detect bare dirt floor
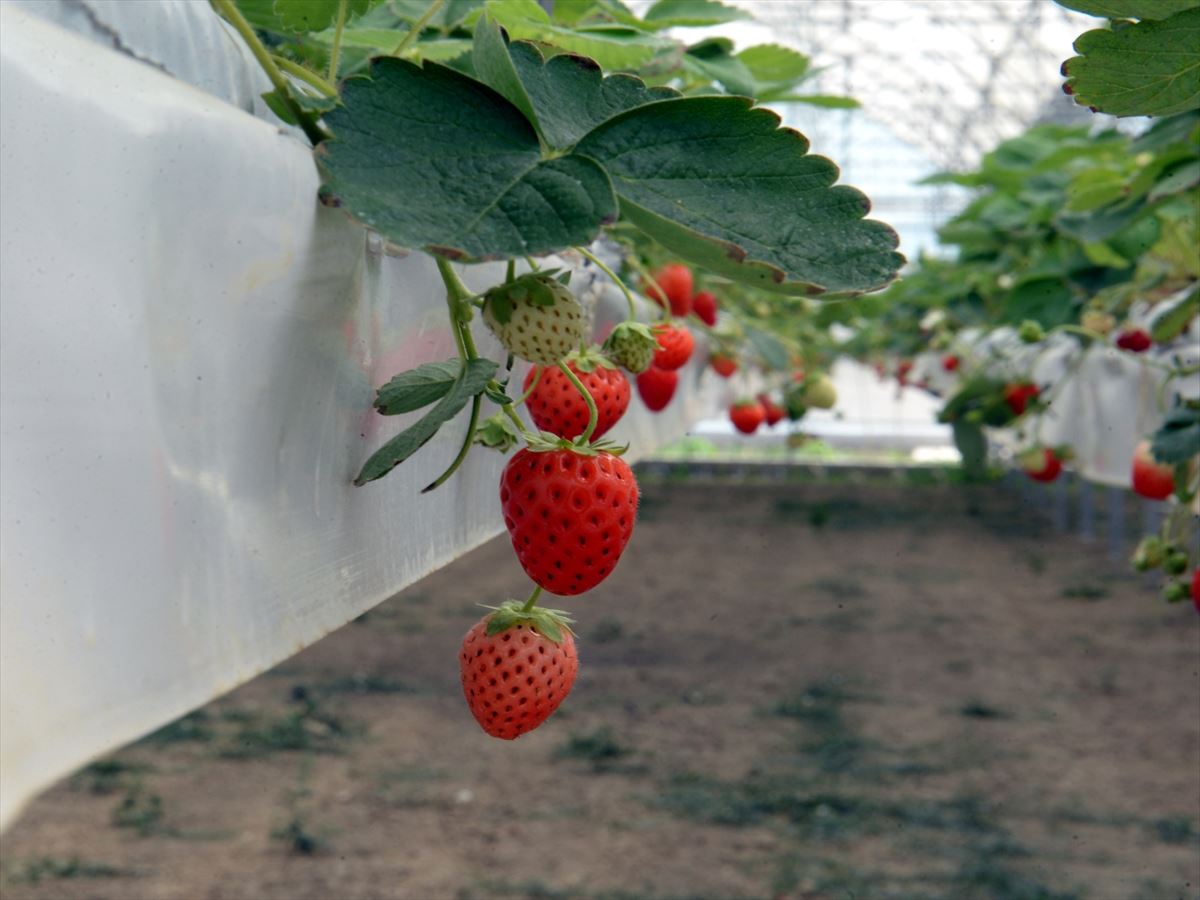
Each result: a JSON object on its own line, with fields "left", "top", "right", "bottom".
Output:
{"left": 2, "top": 474, "right": 1199, "bottom": 900}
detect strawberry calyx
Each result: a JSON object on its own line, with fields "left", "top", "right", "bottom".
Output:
{"left": 484, "top": 269, "right": 571, "bottom": 326}
{"left": 480, "top": 599, "right": 574, "bottom": 644}
{"left": 523, "top": 430, "right": 629, "bottom": 457}
{"left": 566, "top": 345, "right": 618, "bottom": 374}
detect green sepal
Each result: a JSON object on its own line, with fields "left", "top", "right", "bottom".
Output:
{"left": 474, "top": 411, "right": 522, "bottom": 453}
{"left": 523, "top": 431, "right": 629, "bottom": 457}
{"left": 484, "top": 269, "right": 570, "bottom": 325}
{"left": 567, "top": 345, "right": 618, "bottom": 373}
{"left": 480, "top": 599, "right": 575, "bottom": 644}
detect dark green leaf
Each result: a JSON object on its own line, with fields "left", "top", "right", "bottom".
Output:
{"left": 1148, "top": 285, "right": 1200, "bottom": 342}
{"left": 273, "top": 0, "right": 374, "bottom": 32}
{"left": 320, "top": 58, "right": 617, "bottom": 260}
{"left": 473, "top": 16, "right": 540, "bottom": 130}
{"left": 1148, "top": 159, "right": 1200, "bottom": 202}
{"left": 355, "top": 358, "right": 498, "bottom": 485}
{"left": 575, "top": 97, "right": 903, "bottom": 294}
{"left": 1002, "top": 278, "right": 1077, "bottom": 328}
{"left": 501, "top": 38, "right": 679, "bottom": 150}
{"left": 1062, "top": 8, "right": 1200, "bottom": 117}
{"left": 261, "top": 89, "right": 299, "bottom": 125}
{"left": 642, "top": 0, "right": 751, "bottom": 28}
{"left": 235, "top": 0, "right": 288, "bottom": 31}
{"left": 1056, "top": 0, "right": 1199, "bottom": 19}
{"left": 374, "top": 359, "right": 465, "bottom": 415}
{"left": 1150, "top": 404, "right": 1200, "bottom": 464}
{"left": 744, "top": 325, "right": 790, "bottom": 370}
{"left": 684, "top": 39, "right": 758, "bottom": 95}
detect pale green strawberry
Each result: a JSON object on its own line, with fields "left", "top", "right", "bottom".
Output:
{"left": 602, "top": 321, "right": 658, "bottom": 374}
{"left": 483, "top": 272, "right": 585, "bottom": 365}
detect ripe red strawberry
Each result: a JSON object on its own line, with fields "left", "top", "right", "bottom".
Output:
{"left": 758, "top": 394, "right": 785, "bottom": 426}
{"left": 942, "top": 354, "right": 960, "bottom": 372}
{"left": 1003, "top": 382, "right": 1039, "bottom": 416}
{"left": 500, "top": 447, "right": 638, "bottom": 596}
{"left": 460, "top": 603, "right": 578, "bottom": 740}
{"left": 692, "top": 290, "right": 718, "bottom": 326}
{"left": 1192, "top": 569, "right": 1199, "bottom": 613}
{"left": 644, "top": 264, "right": 693, "bottom": 317}
{"left": 711, "top": 353, "right": 737, "bottom": 378}
{"left": 652, "top": 323, "right": 694, "bottom": 371}
{"left": 1131, "top": 440, "right": 1174, "bottom": 500}
{"left": 729, "top": 400, "right": 765, "bottom": 434}
{"left": 523, "top": 350, "right": 630, "bottom": 441}
{"left": 1115, "top": 328, "right": 1152, "bottom": 353}
{"left": 897, "top": 359, "right": 913, "bottom": 386}
{"left": 636, "top": 366, "right": 678, "bottom": 411}
{"left": 1021, "top": 447, "right": 1062, "bottom": 483}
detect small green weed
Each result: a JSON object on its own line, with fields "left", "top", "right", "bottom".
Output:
{"left": 960, "top": 700, "right": 1009, "bottom": 719}
{"left": 317, "top": 673, "right": 415, "bottom": 695}
{"left": 1151, "top": 815, "right": 1194, "bottom": 844}
{"left": 271, "top": 815, "right": 325, "bottom": 856}
{"left": 1060, "top": 583, "right": 1108, "bottom": 601}
{"left": 6, "top": 856, "right": 130, "bottom": 884}
{"left": 557, "top": 727, "right": 630, "bottom": 772}
{"left": 111, "top": 786, "right": 165, "bottom": 836}
{"left": 220, "top": 687, "right": 355, "bottom": 758}
{"left": 75, "top": 758, "right": 151, "bottom": 795}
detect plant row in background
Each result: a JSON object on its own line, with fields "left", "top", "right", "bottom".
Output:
{"left": 212, "top": 0, "right": 904, "bottom": 737}
{"left": 836, "top": 1, "right": 1200, "bottom": 608}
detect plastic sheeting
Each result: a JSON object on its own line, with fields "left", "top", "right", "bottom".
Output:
{"left": 0, "top": 5, "right": 720, "bottom": 828}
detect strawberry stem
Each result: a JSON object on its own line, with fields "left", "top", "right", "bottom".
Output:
{"left": 326, "top": 0, "right": 349, "bottom": 83}
{"left": 558, "top": 360, "right": 598, "bottom": 444}
{"left": 621, "top": 254, "right": 670, "bottom": 322}
{"left": 518, "top": 367, "right": 542, "bottom": 405}
{"left": 520, "top": 585, "right": 543, "bottom": 612}
{"left": 575, "top": 245, "right": 636, "bottom": 322}
{"left": 422, "top": 392, "right": 483, "bottom": 493}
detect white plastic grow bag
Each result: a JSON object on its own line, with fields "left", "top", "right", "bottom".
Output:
{"left": 0, "top": 4, "right": 720, "bottom": 828}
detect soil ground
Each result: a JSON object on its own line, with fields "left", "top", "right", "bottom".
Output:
{"left": 2, "top": 475, "right": 1198, "bottom": 900}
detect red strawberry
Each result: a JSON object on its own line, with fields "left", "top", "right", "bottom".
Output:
{"left": 1131, "top": 439, "right": 1174, "bottom": 500}
{"left": 758, "top": 394, "right": 785, "bottom": 426}
{"left": 1003, "top": 382, "right": 1039, "bottom": 416}
{"left": 524, "top": 351, "right": 630, "bottom": 441}
{"left": 636, "top": 366, "right": 678, "bottom": 411}
{"left": 942, "top": 354, "right": 960, "bottom": 372}
{"left": 729, "top": 400, "right": 765, "bottom": 434}
{"left": 897, "top": 359, "right": 913, "bottom": 386}
{"left": 1115, "top": 328, "right": 1152, "bottom": 352}
{"left": 644, "top": 264, "right": 693, "bottom": 317}
{"left": 460, "top": 603, "right": 578, "bottom": 740}
{"left": 500, "top": 447, "right": 638, "bottom": 596}
{"left": 652, "top": 323, "right": 694, "bottom": 371}
{"left": 1191, "top": 569, "right": 1199, "bottom": 614}
{"left": 1022, "top": 448, "right": 1062, "bottom": 483}
{"left": 711, "top": 353, "right": 737, "bottom": 378}
{"left": 692, "top": 290, "right": 718, "bottom": 326}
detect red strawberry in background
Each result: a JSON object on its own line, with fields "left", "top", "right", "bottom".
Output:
{"left": 644, "top": 264, "right": 693, "bottom": 317}
{"left": 1115, "top": 328, "right": 1152, "bottom": 352}
{"left": 500, "top": 447, "right": 638, "bottom": 596}
{"left": 1192, "top": 569, "right": 1199, "bottom": 614}
{"left": 710, "top": 353, "right": 737, "bottom": 378}
{"left": 729, "top": 399, "right": 765, "bottom": 434}
{"left": 636, "top": 366, "right": 678, "bottom": 411}
{"left": 1021, "top": 447, "right": 1063, "bottom": 483}
{"left": 692, "top": 290, "right": 718, "bottom": 326}
{"left": 1003, "top": 382, "right": 1039, "bottom": 416}
{"left": 460, "top": 603, "right": 578, "bottom": 740}
{"left": 942, "top": 354, "right": 960, "bottom": 372}
{"left": 524, "top": 350, "right": 630, "bottom": 441}
{"left": 1130, "top": 440, "right": 1174, "bottom": 500}
{"left": 897, "top": 359, "right": 913, "bottom": 386}
{"left": 758, "top": 394, "right": 785, "bottom": 426}
{"left": 652, "top": 323, "right": 695, "bottom": 371}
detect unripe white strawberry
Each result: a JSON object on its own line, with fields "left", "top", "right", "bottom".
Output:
{"left": 483, "top": 272, "right": 585, "bottom": 365}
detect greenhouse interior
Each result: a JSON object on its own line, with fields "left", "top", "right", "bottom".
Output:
{"left": 0, "top": 0, "right": 1198, "bottom": 898}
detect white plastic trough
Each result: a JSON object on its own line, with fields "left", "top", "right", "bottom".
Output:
{"left": 0, "top": 3, "right": 723, "bottom": 828}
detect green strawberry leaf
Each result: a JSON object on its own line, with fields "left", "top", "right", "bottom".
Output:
{"left": 744, "top": 325, "right": 790, "bottom": 370}
{"left": 1062, "top": 7, "right": 1200, "bottom": 117}
{"left": 574, "top": 97, "right": 903, "bottom": 294}
{"left": 273, "top": 0, "right": 375, "bottom": 33}
{"left": 484, "top": 382, "right": 514, "bottom": 405}
{"left": 684, "top": 39, "right": 758, "bottom": 96}
{"left": 261, "top": 89, "right": 300, "bottom": 125}
{"left": 484, "top": 0, "right": 672, "bottom": 70}
{"left": 642, "top": 0, "right": 750, "bottom": 28}
{"left": 1150, "top": 403, "right": 1200, "bottom": 464}
{"left": 1056, "top": 0, "right": 1199, "bottom": 19}
{"left": 493, "top": 35, "right": 679, "bottom": 150}
{"left": 355, "top": 358, "right": 498, "bottom": 485}
{"left": 736, "top": 44, "right": 811, "bottom": 86}
{"left": 319, "top": 58, "right": 617, "bottom": 261}
{"left": 374, "top": 359, "right": 467, "bottom": 415}
{"left": 765, "top": 94, "right": 861, "bottom": 109}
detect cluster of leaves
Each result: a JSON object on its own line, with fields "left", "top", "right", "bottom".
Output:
{"left": 852, "top": 114, "right": 1199, "bottom": 358}
{"left": 1056, "top": 0, "right": 1200, "bottom": 118}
